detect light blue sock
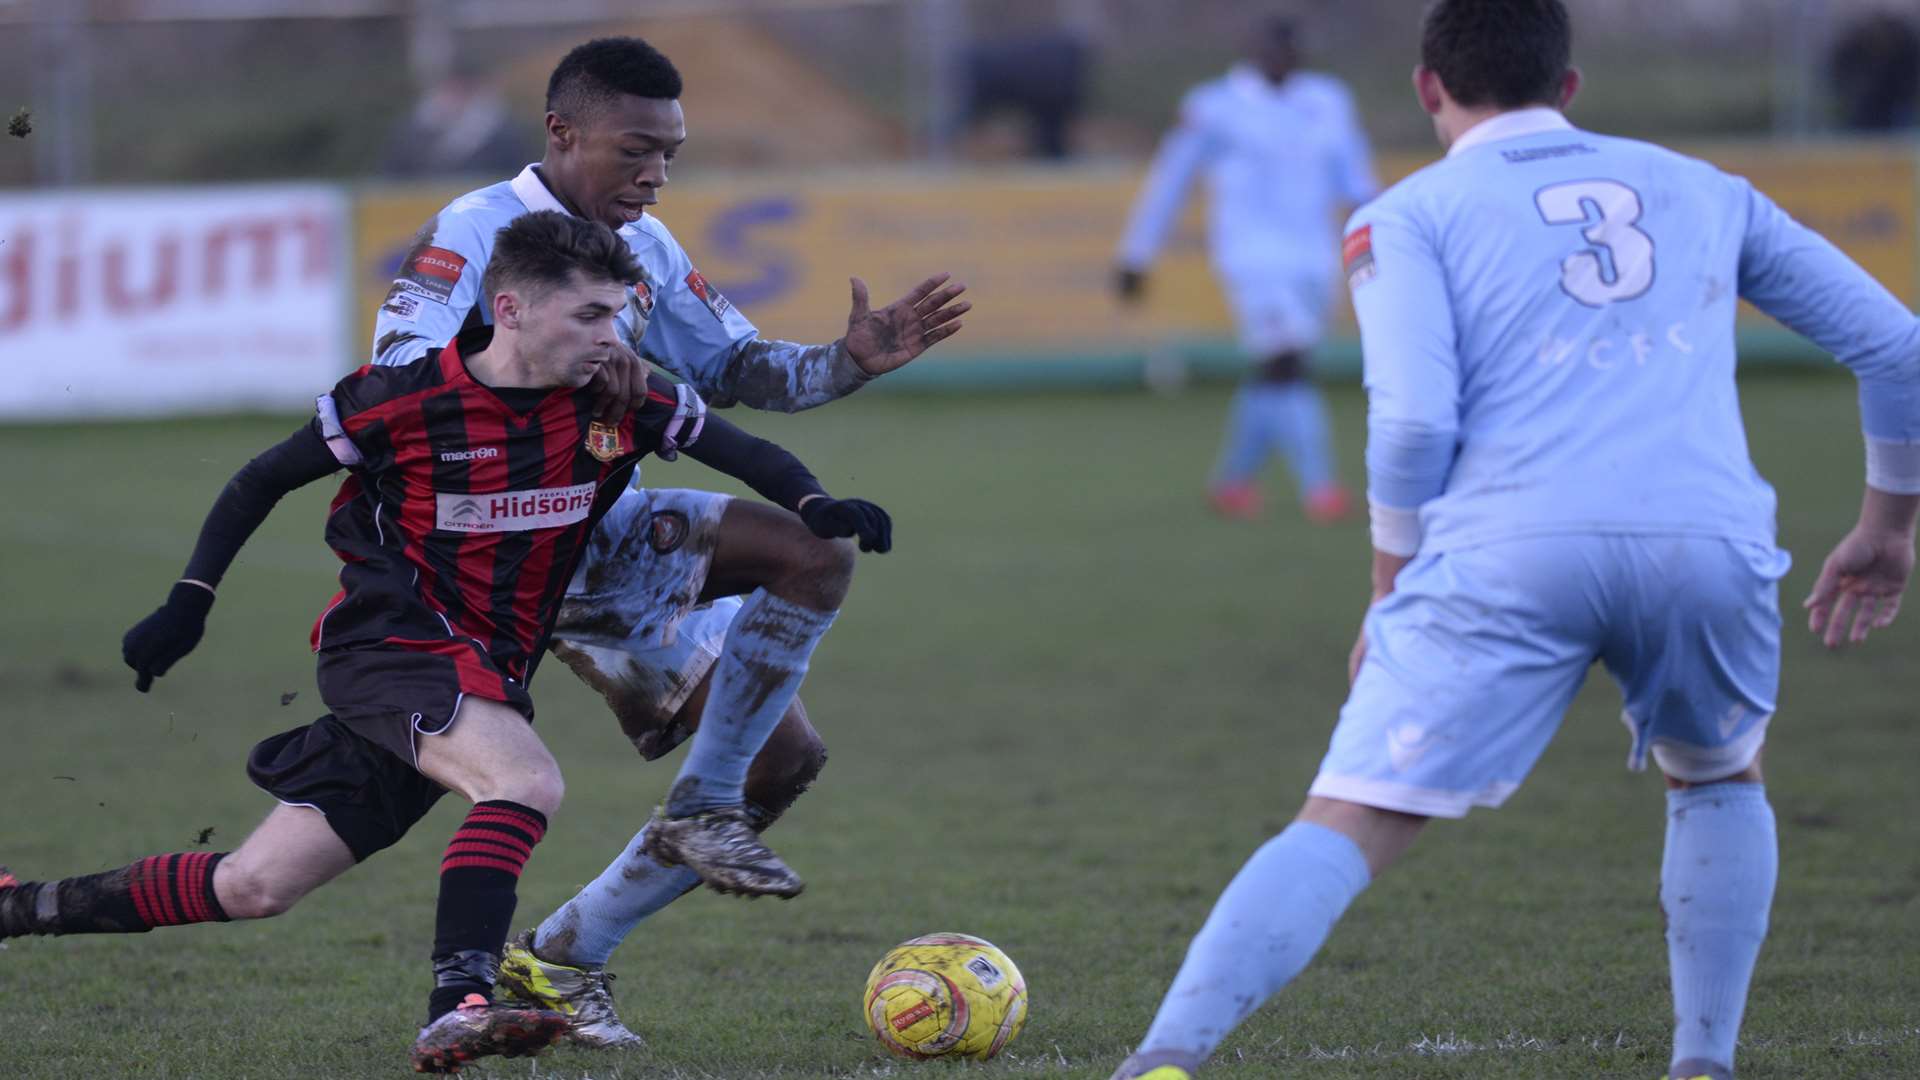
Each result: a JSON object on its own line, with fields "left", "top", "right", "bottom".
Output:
{"left": 1272, "top": 382, "right": 1336, "bottom": 494}
{"left": 534, "top": 829, "right": 698, "bottom": 967}
{"left": 1663, "top": 783, "right": 1776, "bottom": 1074}
{"left": 1210, "top": 385, "right": 1276, "bottom": 488}
{"left": 1137, "top": 821, "right": 1372, "bottom": 1061}
{"left": 664, "top": 589, "right": 835, "bottom": 816}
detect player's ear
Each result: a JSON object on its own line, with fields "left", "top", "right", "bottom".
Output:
{"left": 545, "top": 111, "right": 573, "bottom": 153}
{"left": 493, "top": 290, "right": 521, "bottom": 331}
{"left": 1557, "top": 67, "right": 1582, "bottom": 111}
{"left": 1412, "top": 65, "right": 1445, "bottom": 117}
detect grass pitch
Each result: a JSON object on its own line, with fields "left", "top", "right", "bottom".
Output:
{"left": 1, "top": 375, "right": 1915, "bottom": 1079}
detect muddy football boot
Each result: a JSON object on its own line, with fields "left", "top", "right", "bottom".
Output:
{"left": 408, "top": 994, "right": 568, "bottom": 1073}
{"left": 496, "top": 929, "right": 643, "bottom": 1048}
{"left": 638, "top": 805, "right": 804, "bottom": 898}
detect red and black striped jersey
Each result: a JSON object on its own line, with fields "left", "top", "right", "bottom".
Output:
{"left": 311, "top": 328, "right": 704, "bottom": 700}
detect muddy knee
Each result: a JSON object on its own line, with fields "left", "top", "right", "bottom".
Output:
{"left": 743, "top": 703, "right": 828, "bottom": 827}
{"left": 778, "top": 534, "right": 856, "bottom": 610}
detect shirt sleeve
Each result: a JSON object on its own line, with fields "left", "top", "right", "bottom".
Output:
{"left": 1349, "top": 198, "right": 1462, "bottom": 516}
{"left": 1116, "top": 90, "right": 1218, "bottom": 270}
{"left": 320, "top": 365, "right": 411, "bottom": 473}
{"left": 699, "top": 338, "right": 873, "bottom": 413}
{"left": 1735, "top": 175, "right": 1920, "bottom": 488}
{"left": 180, "top": 423, "right": 342, "bottom": 588}
{"left": 679, "top": 414, "right": 828, "bottom": 512}
{"left": 634, "top": 226, "right": 763, "bottom": 392}
{"left": 621, "top": 371, "right": 826, "bottom": 508}
{"left": 371, "top": 209, "right": 493, "bottom": 366}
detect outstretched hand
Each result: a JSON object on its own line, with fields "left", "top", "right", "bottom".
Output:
{"left": 843, "top": 273, "right": 969, "bottom": 377}
{"left": 1804, "top": 524, "right": 1914, "bottom": 648}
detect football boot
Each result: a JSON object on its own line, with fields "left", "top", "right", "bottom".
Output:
{"left": 639, "top": 804, "right": 803, "bottom": 898}
{"left": 497, "top": 929, "right": 643, "bottom": 1048}
{"left": 408, "top": 994, "right": 567, "bottom": 1073}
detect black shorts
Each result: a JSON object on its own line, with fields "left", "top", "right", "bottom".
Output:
{"left": 252, "top": 645, "right": 537, "bottom": 861}
{"left": 246, "top": 715, "right": 447, "bottom": 862}
{"left": 315, "top": 642, "right": 536, "bottom": 766}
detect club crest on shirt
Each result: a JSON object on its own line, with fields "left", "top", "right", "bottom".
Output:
{"left": 585, "top": 421, "right": 627, "bottom": 463}
{"left": 684, "top": 269, "right": 733, "bottom": 322}
{"left": 1343, "top": 225, "right": 1376, "bottom": 289}
{"left": 631, "top": 276, "right": 655, "bottom": 317}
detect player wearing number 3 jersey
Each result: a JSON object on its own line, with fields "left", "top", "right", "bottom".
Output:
{"left": 1109, "top": 4, "right": 1920, "bottom": 1080}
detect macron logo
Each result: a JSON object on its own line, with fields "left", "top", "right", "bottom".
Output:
{"left": 435, "top": 482, "right": 596, "bottom": 533}
{"left": 438, "top": 447, "right": 500, "bottom": 463}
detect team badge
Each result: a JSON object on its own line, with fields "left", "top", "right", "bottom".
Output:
{"left": 631, "top": 277, "right": 655, "bottom": 316}
{"left": 646, "top": 509, "right": 690, "bottom": 554}
{"left": 585, "top": 421, "right": 627, "bottom": 463}
{"left": 684, "top": 269, "right": 733, "bottom": 322}
{"left": 1343, "top": 225, "right": 1377, "bottom": 289}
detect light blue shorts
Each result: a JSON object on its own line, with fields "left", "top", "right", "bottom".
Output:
{"left": 551, "top": 487, "right": 742, "bottom": 757}
{"left": 1223, "top": 267, "right": 1336, "bottom": 355}
{"left": 1309, "top": 534, "right": 1790, "bottom": 818}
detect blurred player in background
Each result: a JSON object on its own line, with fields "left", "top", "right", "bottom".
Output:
{"left": 372, "top": 37, "right": 967, "bottom": 1047}
{"left": 1115, "top": 14, "right": 1376, "bottom": 523}
{"left": 1109, "top": 2, "right": 1919, "bottom": 1079}
{"left": 0, "top": 212, "right": 892, "bottom": 1073}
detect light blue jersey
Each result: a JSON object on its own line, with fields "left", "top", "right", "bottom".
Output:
{"left": 1312, "top": 108, "right": 1920, "bottom": 819}
{"left": 1350, "top": 109, "right": 1920, "bottom": 555}
{"left": 372, "top": 164, "right": 869, "bottom": 412}
{"left": 1120, "top": 67, "right": 1376, "bottom": 284}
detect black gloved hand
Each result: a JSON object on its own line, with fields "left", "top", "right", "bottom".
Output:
{"left": 1114, "top": 266, "right": 1146, "bottom": 305}
{"left": 799, "top": 498, "right": 892, "bottom": 554}
{"left": 122, "top": 582, "right": 215, "bottom": 692}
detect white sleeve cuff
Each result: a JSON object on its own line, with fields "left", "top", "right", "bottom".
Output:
{"left": 1368, "top": 499, "right": 1423, "bottom": 557}
{"left": 314, "top": 394, "right": 363, "bottom": 466}
{"left": 1866, "top": 436, "right": 1920, "bottom": 495}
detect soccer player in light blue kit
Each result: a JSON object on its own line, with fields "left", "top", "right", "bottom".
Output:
{"left": 1115, "top": 15, "right": 1376, "bottom": 523}
{"left": 1109, "top": 4, "right": 1920, "bottom": 1080}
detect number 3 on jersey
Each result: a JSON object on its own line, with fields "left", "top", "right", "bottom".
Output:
{"left": 1535, "top": 179, "right": 1654, "bottom": 307}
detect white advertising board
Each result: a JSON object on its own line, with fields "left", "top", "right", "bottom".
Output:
{"left": 0, "top": 184, "right": 350, "bottom": 420}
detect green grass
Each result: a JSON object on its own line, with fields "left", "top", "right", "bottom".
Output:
{"left": 1, "top": 374, "right": 1916, "bottom": 1079}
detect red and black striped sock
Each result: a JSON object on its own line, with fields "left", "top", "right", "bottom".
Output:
{"left": 428, "top": 800, "right": 547, "bottom": 1021}
{"left": 0, "top": 853, "right": 228, "bottom": 938}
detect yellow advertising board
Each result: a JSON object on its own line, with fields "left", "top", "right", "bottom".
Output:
{"left": 353, "top": 143, "right": 1915, "bottom": 375}
{"left": 351, "top": 168, "right": 1234, "bottom": 359}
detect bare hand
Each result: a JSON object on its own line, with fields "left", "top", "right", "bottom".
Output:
{"left": 1347, "top": 620, "right": 1369, "bottom": 685}
{"left": 589, "top": 341, "right": 651, "bottom": 420}
{"left": 844, "top": 273, "right": 970, "bottom": 377}
{"left": 1804, "top": 525, "right": 1915, "bottom": 648}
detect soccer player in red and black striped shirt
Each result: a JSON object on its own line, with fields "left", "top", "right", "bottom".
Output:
{"left": 0, "top": 211, "right": 891, "bottom": 1074}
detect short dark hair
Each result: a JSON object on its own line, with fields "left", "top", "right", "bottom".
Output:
{"left": 482, "top": 210, "right": 641, "bottom": 304}
{"left": 1420, "top": 0, "right": 1571, "bottom": 109}
{"left": 546, "top": 37, "right": 683, "bottom": 122}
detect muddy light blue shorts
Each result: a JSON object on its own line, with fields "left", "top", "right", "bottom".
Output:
{"left": 1311, "top": 534, "right": 1790, "bottom": 818}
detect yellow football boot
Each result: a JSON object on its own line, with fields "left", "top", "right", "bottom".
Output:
{"left": 496, "top": 930, "right": 644, "bottom": 1048}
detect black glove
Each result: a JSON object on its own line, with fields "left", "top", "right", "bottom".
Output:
{"left": 122, "top": 582, "right": 215, "bottom": 692}
{"left": 799, "top": 498, "right": 892, "bottom": 554}
{"left": 1114, "top": 266, "right": 1146, "bottom": 305}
